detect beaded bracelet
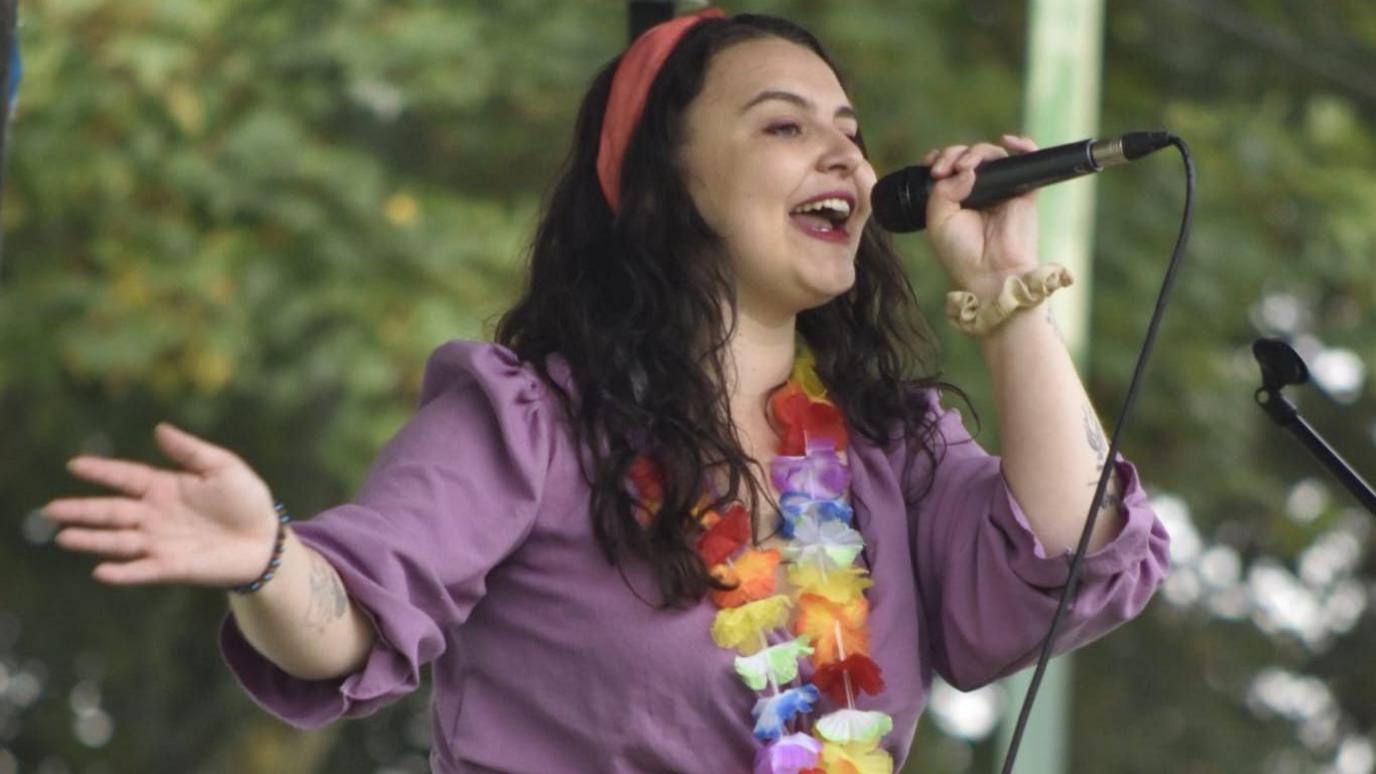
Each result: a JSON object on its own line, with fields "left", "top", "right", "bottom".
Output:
{"left": 231, "top": 503, "right": 290, "bottom": 595}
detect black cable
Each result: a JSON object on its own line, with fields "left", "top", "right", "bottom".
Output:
{"left": 999, "top": 135, "right": 1194, "bottom": 773}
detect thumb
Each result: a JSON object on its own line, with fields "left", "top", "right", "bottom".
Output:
{"left": 154, "top": 422, "right": 237, "bottom": 476}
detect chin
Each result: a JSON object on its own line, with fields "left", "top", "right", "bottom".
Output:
{"left": 798, "top": 272, "right": 857, "bottom": 310}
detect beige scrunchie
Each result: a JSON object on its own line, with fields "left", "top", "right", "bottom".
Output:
{"left": 945, "top": 264, "right": 1075, "bottom": 336}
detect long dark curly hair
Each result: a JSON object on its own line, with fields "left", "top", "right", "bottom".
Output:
{"left": 496, "top": 13, "right": 959, "bottom": 607}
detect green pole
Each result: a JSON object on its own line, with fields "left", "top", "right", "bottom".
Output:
{"left": 994, "top": 0, "right": 1104, "bottom": 771}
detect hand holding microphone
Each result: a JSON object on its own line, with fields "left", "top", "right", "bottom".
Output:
{"left": 872, "top": 131, "right": 1172, "bottom": 302}
{"left": 872, "top": 130, "right": 1173, "bottom": 232}
{"left": 912, "top": 135, "right": 1048, "bottom": 302}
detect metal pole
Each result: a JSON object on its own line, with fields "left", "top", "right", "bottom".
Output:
{"left": 0, "top": 0, "right": 18, "bottom": 273}
{"left": 994, "top": 0, "right": 1105, "bottom": 771}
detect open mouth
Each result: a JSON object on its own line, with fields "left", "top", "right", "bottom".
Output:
{"left": 789, "top": 197, "right": 853, "bottom": 233}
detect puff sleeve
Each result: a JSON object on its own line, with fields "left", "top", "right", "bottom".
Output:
{"left": 219, "top": 341, "right": 555, "bottom": 727}
{"left": 907, "top": 390, "right": 1170, "bottom": 691}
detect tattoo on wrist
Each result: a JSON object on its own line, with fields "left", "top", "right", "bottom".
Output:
{"left": 304, "top": 552, "right": 349, "bottom": 633}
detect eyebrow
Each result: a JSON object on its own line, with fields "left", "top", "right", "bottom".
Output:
{"left": 740, "top": 89, "right": 858, "bottom": 122}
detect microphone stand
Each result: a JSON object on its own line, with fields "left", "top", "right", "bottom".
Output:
{"left": 1252, "top": 338, "right": 1376, "bottom": 517}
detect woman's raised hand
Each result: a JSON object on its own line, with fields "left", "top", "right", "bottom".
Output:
{"left": 44, "top": 423, "right": 281, "bottom": 588}
{"left": 921, "top": 134, "right": 1042, "bottom": 302}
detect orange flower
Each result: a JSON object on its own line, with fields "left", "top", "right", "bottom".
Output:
{"left": 710, "top": 549, "right": 781, "bottom": 608}
{"left": 793, "top": 593, "right": 869, "bottom": 667}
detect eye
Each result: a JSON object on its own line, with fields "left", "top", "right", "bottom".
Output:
{"left": 766, "top": 120, "right": 862, "bottom": 146}
{"left": 766, "top": 121, "right": 803, "bottom": 136}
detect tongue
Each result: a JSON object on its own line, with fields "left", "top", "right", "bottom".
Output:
{"left": 791, "top": 213, "right": 834, "bottom": 231}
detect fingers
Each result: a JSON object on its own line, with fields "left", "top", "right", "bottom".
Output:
{"left": 55, "top": 527, "right": 146, "bottom": 559}
{"left": 922, "top": 144, "right": 991, "bottom": 221}
{"left": 44, "top": 496, "right": 146, "bottom": 528}
{"left": 93, "top": 559, "right": 166, "bottom": 586}
{"left": 942, "top": 142, "right": 1008, "bottom": 176}
{"left": 65, "top": 456, "right": 155, "bottom": 499}
{"left": 924, "top": 135, "right": 1036, "bottom": 219}
{"left": 925, "top": 144, "right": 969, "bottom": 177}
{"left": 154, "top": 422, "right": 237, "bottom": 476}
{"left": 924, "top": 134, "right": 1038, "bottom": 176}
{"left": 1000, "top": 133, "right": 1038, "bottom": 154}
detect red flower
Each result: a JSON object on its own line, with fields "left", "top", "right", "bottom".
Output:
{"left": 769, "top": 383, "right": 811, "bottom": 455}
{"left": 696, "top": 502, "right": 750, "bottom": 566}
{"left": 628, "top": 455, "right": 664, "bottom": 502}
{"left": 811, "top": 654, "right": 885, "bottom": 706}
{"left": 769, "top": 382, "right": 849, "bottom": 455}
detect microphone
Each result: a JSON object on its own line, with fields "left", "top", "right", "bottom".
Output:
{"left": 871, "top": 131, "right": 1173, "bottom": 232}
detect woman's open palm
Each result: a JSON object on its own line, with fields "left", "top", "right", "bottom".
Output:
{"left": 44, "top": 423, "right": 280, "bottom": 588}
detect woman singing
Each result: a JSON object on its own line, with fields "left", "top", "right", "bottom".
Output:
{"left": 45, "top": 9, "right": 1169, "bottom": 772}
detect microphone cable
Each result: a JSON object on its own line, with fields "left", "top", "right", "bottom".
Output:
{"left": 1000, "top": 134, "right": 1194, "bottom": 773}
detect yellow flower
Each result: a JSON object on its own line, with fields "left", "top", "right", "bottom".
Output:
{"left": 820, "top": 740, "right": 893, "bottom": 774}
{"left": 710, "top": 594, "right": 791, "bottom": 654}
{"left": 792, "top": 342, "right": 827, "bottom": 399}
{"left": 788, "top": 564, "right": 873, "bottom": 603}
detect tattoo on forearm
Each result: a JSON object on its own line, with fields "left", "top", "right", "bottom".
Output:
{"left": 305, "top": 552, "right": 349, "bottom": 634}
{"left": 1045, "top": 305, "right": 1067, "bottom": 344}
{"left": 1087, "top": 462, "right": 1124, "bottom": 517}
{"left": 1082, "top": 403, "right": 1108, "bottom": 462}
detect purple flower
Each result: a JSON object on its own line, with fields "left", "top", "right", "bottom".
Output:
{"left": 753, "top": 732, "right": 823, "bottom": 774}
{"left": 770, "top": 447, "right": 849, "bottom": 499}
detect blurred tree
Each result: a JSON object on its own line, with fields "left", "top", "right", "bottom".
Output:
{"left": 2, "top": 1, "right": 1373, "bottom": 772}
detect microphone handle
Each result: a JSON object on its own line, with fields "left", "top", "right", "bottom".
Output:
{"left": 872, "top": 132, "right": 1170, "bottom": 232}
{"left": 962, "top": 138, "right": 1098, "bottom": 209}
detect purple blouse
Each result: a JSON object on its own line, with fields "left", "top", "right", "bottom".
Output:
{"left": 220, "top": 340, "right": 1170, "bottom": 772}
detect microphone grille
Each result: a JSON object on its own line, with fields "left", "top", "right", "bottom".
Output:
{"left": 872, "top": 166, "right": 930, "bottom": 233}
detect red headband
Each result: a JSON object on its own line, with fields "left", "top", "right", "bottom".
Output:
{"left": 597, "top": 7, "right": 725, "bottom": 213}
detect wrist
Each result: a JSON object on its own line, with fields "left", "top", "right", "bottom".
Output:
{"left": 957, "top": 264, "right": 1039, "bottom": 304}
{"left": 946, "top": 264, "right": 1073, "bottom": 338}
{"left": 230, "top": 503, "right": 290, "bottom": 594}
{"left": 976, "top": 300, "right": 1046, "bottom": 359}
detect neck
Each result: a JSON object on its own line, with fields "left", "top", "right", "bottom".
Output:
{"left": 724, "top": 306, "right": 797, "bottom": 429}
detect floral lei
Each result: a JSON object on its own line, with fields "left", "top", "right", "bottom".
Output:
{"left": 629, "top": 347, "right": 894, "bottom": 774}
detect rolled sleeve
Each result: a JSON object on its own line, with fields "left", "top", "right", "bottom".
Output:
{"left": 219, "top": 341, "right": 555, "bottom": 727}
{"left": 907, "top": 390, "right": 1170, "bottom": 691}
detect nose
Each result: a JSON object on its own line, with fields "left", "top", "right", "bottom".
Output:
{"left": 819, "top": 126, "right": 865, "bottom": 175}
{"left": 817, "top": 127, "right": 872, "bottom": 216}
{"left": 820, "top": 134, "right": 864, "bottom": 191}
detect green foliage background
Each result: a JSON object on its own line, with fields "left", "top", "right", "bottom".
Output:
{"left": 3, "top": 1, "right": 1374, "bottom": 771}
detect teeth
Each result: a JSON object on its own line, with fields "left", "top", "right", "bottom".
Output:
{"left": 790, "top": 197, "right": 852, "bottom": 218}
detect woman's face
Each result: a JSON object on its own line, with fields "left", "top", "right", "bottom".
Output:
{"left": 677, "top": 37, "right": 875, "bottom": 325}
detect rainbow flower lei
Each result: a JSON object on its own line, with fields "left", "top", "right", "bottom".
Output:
{"left": 631, "top": 348, "right": 895, "bottom": 774}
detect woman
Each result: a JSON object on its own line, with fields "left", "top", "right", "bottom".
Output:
{"left": 44, "top": 9, "right": 1169, "bottom": 773}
